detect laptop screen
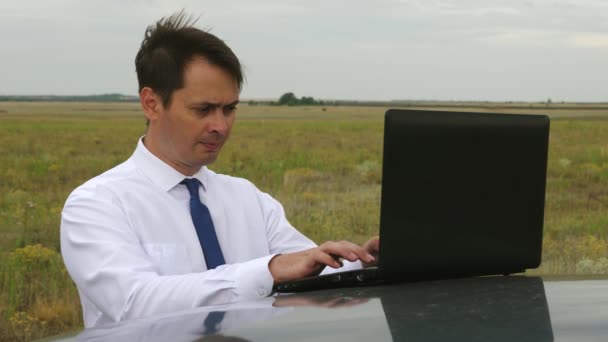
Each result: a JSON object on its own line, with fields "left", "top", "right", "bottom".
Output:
{"left": 379, "top": 109, "right": 550, "bottom": 279}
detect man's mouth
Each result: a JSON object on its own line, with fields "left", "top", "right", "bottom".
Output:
{"left": 201, "top": 141, "right": 221, "bottom": 151}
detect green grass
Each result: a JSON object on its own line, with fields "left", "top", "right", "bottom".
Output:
{"left": 1, "top": 101, "right": 608, "bottom": 340}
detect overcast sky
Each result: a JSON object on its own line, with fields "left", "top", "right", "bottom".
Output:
{"left": 1, "top": 0, "right": 607, "bottom": 101}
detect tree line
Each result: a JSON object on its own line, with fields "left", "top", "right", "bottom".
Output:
{"left": 275, "top": 92, "right": 325, "bottom": 106}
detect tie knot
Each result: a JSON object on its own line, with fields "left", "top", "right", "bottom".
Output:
{"left": 181, "top": 178, "right": 201, "bottom": 198}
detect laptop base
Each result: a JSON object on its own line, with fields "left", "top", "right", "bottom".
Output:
{"left": 273, "top": 267, "right": 383, "bottom": 293}
{"left": 273, "top": 267, "right": 526, "bottom": 293}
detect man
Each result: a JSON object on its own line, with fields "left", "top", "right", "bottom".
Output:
{"left": 61, "top": 12, "right": 379, "bottom": 328}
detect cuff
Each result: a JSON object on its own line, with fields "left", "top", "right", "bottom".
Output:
{"left": 234, "top": 254, "right": 277, "bottom": 299}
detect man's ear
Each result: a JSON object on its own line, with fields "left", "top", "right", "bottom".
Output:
{"left": 140, "top": 87, "right": 163, "bottom": 123}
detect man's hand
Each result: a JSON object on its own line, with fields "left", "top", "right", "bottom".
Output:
{"left": 268, "top": 240, "right": 376, "bottom": 283}
{"left": 361, "top": 236, "right": 380, "bottom": 268}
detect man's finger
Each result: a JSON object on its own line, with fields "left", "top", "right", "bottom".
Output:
{"left": 363, "top": 236, "right": 380, "bottom": 255}
{"left": 329, "top": 254, "right": 344, "bottom": 267}
{"left": 320, "top": 241, "right": 375, "bottom": 264}
{"left": 314, "top": 249, "right": 343, "bottom": 268}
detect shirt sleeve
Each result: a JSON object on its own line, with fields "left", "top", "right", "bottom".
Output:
{"left": 254, "top": 187, "right": 363, "bottom": 275}
{"left": 61, "top": 184, "right": 276, "bottom": 327}
{"left": 255, "top": 190, "right": 318, "bottom": 254}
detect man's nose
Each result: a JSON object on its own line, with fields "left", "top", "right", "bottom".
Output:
{"left": 208, "top": 109, "right": 228, "bottom": 134}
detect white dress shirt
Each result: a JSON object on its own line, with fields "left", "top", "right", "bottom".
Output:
{"left": 61, "top": 138, "right": 360, "bottom": 328}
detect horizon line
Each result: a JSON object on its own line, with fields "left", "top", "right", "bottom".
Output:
{"left": 1, "top": 94, "right": 607, "bottom": 104}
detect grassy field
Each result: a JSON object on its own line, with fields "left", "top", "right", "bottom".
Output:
{"left": 1, "top": 101, "right": 608, "bottom": 340}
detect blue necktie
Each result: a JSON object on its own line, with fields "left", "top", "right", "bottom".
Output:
{"left": 203, "top": 311, "right": 225, "bottom": 335}
{"left": 181, "top": 178, "right": 225, "bottom": 269}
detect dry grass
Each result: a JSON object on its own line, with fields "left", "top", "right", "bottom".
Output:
{"left": 1, "top": 101, "right": 607, "bottom": 340}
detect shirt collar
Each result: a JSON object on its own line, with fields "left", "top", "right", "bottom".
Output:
{"left": 132, "top": 137, "right": 208, "bottom": 192}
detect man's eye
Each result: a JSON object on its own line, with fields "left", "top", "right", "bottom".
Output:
{"left": 196, "top": 107, "right": 211, "bottom": 114}
{"left": 224, "top": 106, "right": 237, "bottom": 114}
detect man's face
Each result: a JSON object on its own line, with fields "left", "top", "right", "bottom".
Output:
{"left": 149, "top": 57, "right": 239, "bottom": 175}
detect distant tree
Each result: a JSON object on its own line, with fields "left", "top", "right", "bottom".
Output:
{"left": 300, "top": 96, "right": 315, "bottom": 105}
{"left": 279, "top": 92, "right": 298, "bottom": 105}
{"left": 277, "top": 92, "right": 324, "bottom": 106}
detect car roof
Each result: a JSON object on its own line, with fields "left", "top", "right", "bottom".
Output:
{"left": 44, "top": 276, "right": 608, "bottom": 341}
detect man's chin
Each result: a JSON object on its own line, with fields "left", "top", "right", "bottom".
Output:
{"left": 202, "top": 158, "right": 217, "bottom": 166}
{"left": 197, "top": 152, "right": 220, "bottom": 166}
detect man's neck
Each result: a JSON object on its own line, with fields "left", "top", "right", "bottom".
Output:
{"left": 142, "top": 136, "right": 201, "bottom": 176}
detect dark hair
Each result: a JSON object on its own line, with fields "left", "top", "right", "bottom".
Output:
{"left": 135, "top": 10, "right": 243, "bottom": 108}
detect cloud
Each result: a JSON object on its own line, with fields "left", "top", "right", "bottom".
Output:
{"left": 568, "top": 32, "right": 608, "bottom": 48}
{"left": 441, "top": 6, "right": 521, "bottom": 16}
{"left": 477, "top": 29, "right": 608, "bottom": 49}
{"left": 480, "top": 29, "right": 558, "bottom": 45}
{"left": 399, "top": 1, "right": 521, "bottom": 16}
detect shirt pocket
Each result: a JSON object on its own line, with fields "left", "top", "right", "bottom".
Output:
{"left": 142, "top": 243, "right": 190, "bottom": 275}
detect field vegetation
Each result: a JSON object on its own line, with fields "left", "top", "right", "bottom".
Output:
{"left": 1, "top": 101, "right": 607, "bottom": 340}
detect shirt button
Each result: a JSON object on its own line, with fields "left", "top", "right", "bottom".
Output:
{"left": 257, "top": 288, "right": 266, "bottom": 297}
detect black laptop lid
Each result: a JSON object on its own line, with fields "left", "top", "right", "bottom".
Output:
{"left": 379, "top": 109, "right": 550, "bottom": 279}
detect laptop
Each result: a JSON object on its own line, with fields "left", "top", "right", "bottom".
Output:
{"left": 273, "top": 109, "right": 550, "bottom": 293}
